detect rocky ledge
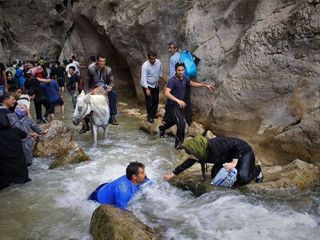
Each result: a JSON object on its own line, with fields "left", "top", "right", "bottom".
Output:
{"left": 169, "top": 159, "right": 320, "bottom": 196}
{"left": 33, "top": 120, "right": 90, "bottom": 169}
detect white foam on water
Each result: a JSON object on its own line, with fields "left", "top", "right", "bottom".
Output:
{"left": 132, "top": 185, "right": 320, "bottom": 240}
{"left": 1, "top": 115, "right": 320, "bottom": 240}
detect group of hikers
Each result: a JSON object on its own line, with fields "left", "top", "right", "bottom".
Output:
{"left": 0, "top": 42, "right": 263, "bottom": 210}
{"left": 89, "top": 42, "right": 263, "bottom": 209}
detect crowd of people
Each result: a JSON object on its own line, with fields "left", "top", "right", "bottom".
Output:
{"left": 0, "top": 55, "right": 118, "bottom": 189}
{"left": 0, "top": 42, "right": 263, "bottom": 209}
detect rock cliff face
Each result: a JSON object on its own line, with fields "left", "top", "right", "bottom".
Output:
{"left": 1, "top": 0, "right": 319, "bottom": 165}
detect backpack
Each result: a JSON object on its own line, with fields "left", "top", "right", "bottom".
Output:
{"left": 179, "top": 50, "right": 198, "bottom": 79}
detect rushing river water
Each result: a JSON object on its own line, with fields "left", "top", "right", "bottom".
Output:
{"left": 0, "top": 98, "right": 320, "bottom": 240}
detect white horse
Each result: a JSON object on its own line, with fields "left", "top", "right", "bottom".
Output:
{"left": 72, "top": 91, "right": 110, "bottom": 146}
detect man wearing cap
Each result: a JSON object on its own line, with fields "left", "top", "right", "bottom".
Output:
{"left": 163, "top": 135, "right": 263, "bottom": 186}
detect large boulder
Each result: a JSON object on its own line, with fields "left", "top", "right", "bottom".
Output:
{"left": 90, "top": 205, "right": 154, "bottom": 240}
{"left": 33, "top": 120, "right": 90, "bottom": 169}
{"left": 170, "top": 159, "right": 320, "bottom": 196}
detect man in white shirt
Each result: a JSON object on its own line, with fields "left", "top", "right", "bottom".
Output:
{"left": 71, "top": 55, "right": 80, "bottom": 76}
{"left": 140, "top": 51, "right": 162, "bottom": 123}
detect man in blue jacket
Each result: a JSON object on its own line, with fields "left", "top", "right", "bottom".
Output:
{"left": 88, "top": 162, "right": 149, "bottom": 209}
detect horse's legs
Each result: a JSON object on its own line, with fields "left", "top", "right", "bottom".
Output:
{"left": 92, "top": 125, "right": 98, "bottom": 147}
{"left": 89, "top": 117, "right": 94, "bottom": 136}
{"left": 103, "top": 124, "right": 111, "bottom": 140}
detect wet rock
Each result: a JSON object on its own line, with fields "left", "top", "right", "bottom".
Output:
{"left": 138, "top": 118, "right": 162, "bottom": 134}
{"left": 33, "top": 120, "right": 90, "bottom": 169}
{"left": 49, "top": 142, "right": 89, "bottom": 170}
{"left": 118, "top": 102, "right": 128, "bottom": 107}
{"left": 121, "top": 108, "right": 147, "bottom": 120}
{"left": 90, "top": 205, "right": 154, "bottom": 240}
{"left": 187, "top": 122, "right": 205, "bottom": 137}
{"left": 244, "top": 159, "right": 320, "bottom": 194}
{"left": 170, "top": 159, "right": 320, "bottom": 196}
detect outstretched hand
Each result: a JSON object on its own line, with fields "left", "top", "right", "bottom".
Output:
{"left": 163, "top": 173, "right": 175, "bottom": 181}
{"left": 206, "top": 84, "right": 215, "bottom": 91}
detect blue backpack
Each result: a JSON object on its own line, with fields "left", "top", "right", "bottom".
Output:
{"left": 179, "top": 50, "right": 197, "bottom": 79}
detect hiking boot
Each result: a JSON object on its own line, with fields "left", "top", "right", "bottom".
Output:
{"left": 109, "top": 115, "right": 119, "bottom": 125}
{"left": 159, "top": 125, "right": 165, "bottom": 138}
{"left": 255, "top": 165, "right": 264, "bottom": 183}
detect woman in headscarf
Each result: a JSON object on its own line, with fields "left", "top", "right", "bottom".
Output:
{"left": 0, "top": 104, "right": 30, "bottom": 190}
{"left": 164, "top": 135, "right": 263, "bottom": 187}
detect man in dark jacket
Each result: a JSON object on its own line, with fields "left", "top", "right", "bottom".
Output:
{"left": 24, "top": 72, "right": 50, "bottom": 123}
{"left": 164, "top": 135, "right": 263, "bottom": 186}
{"left": 83, "top": 54, "right": 118, "bottom": 125}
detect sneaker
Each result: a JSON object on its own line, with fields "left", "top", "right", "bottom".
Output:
{"left": 36, "top": 119, "right": 42, "bottom": 124}
{"left": 174, "top": 140, "right": 184, "bottom": 150}
{"left": 255, "top": 165, "right": 264, "bottom": 183}
{"left": 41, "top": 117, "right": 48, "bottom": 123}
{"left": 159, "top": 125, "right": 165, "bottom": 138}
{"left": 147, "top": 117, "right": 154, "bottom": 123}
{"left": 174, "top": 144, "right": 184, "bottom": 150}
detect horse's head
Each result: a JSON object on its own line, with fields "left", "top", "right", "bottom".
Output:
{"left": 72, "top": 91, "right": 92, "bottom": 125}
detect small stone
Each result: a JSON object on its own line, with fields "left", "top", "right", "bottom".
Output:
{"left": 205, "top": 130, "right": 216, "bottom": 139}
{"left": 118, "top": 102, "right": 128, "bottom": 107}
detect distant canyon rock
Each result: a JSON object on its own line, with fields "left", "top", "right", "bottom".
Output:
{"left": 1, "top": 0, "right": 319, "bottom": 165}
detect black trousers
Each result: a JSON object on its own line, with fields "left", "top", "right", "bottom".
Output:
{"left": 143, "top": 86, "right": 159, "bottom": 119}
{"left": 163, "top": 105, "right": 186, "bottom": 146}
{"left": 211, "top": 151, "right": 256, "bottom": 186}
{"left": 34, "top": 97, "right": 50, "bottom": 119}
{"left": 184, "top": 86, "right": 192, "bottom": 125}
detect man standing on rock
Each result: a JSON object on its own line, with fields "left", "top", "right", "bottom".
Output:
{"left": 81, "top": 54, "right": 118, "bottom": 133}
{"left": 159, "top": 62, "right": 214, "bottom": 149}
{"left": 88, "top": 161, "right": 149, "bottom": 209}
{"left": 140, "top": 51, "right": 162, "bottom": 123}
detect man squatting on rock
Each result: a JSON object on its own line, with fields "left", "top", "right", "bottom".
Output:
{"left": 80, "top": 54, "right": 118, "bottom": 133}
{"left": 164, "top": 135, "right": 263, "bottom": 187}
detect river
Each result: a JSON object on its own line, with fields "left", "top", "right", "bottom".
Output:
{"left": 0, "top": 96, "right": 319, "bottom": 240}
